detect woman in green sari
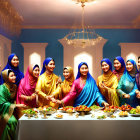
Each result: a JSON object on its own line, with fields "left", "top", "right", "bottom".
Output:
{"left": 0, "top": 69, "right": 26, "bottom": 140}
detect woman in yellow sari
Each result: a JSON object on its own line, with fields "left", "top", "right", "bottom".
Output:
{"left": 35, "top": 57, "right": 61, "bottom": 108}
{"left": 97, "top": 58, "right": 119, "bottom": 106}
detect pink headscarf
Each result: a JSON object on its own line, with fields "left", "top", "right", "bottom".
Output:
{"left": 16, "top": 64, "right": 39, "bottom": 107}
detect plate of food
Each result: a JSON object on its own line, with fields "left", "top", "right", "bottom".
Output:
{"left": 38, "top": 106, "right": 56, "bottom": 115}
{"left": 75, "top": 105, "right": 92, "bottom": 115}
{"left": 119, "top": 111, "right": 128, "bottom": 117}
{"left": 90, "top": 105, "right": 102, "bottom": 111}
{"left": 55, "top": 114, "right": 63, "bottom": 119}
{"left": 119, "top": 104, "right": 132, "bottom": 112}
{"left": 22, "top": 109, "right": 38, "bottom": 117}
{"left": 97, "top": 115, "right": 107, "bottom": 119}
{"left": 60, "top": 106, "right": 75, "bottom": 113}
{"left": 129, "top": 106, "right": 140, "bottom": 117}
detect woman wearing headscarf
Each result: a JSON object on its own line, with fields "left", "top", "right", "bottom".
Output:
{"left": 0, "top": 69, "right": 26, "bottom": 140}
{"left": 53, "top": 62, "right": 108, "bottom": 107}
{"left": 117, "top": 59, "right": 139, "bottom": 107}
{"left": 51, "top": 66, "right": 75, "bottom": 106}
{"left": 16, "top": 64, "right": 40, "bottom": 118}
{"left": 97, "top": 58, "right": 119, "bottom": 106}
{"left": 0, "top": 53, "right": 24, "bottom": 86}
{"left": 35, "top": 57, "right": 61, "bottom": 108}
{"left": 136, "top": 56, "right": 140, "bottom": 101}
{"left": 113, "top": 56, "right": 126, "bottom": 81}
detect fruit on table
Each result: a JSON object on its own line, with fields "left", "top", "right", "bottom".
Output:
{"left": 119, "top": 104, "right": 132, "bottom": 111}
{"left": 119, "top": 111, "right": 128, "bottom": 116}
{"left": 97, "top": 115, "right": 106, "bottom": 119}
{"left": 130, "top": 106, "right": 140, "bottom": 114}
{"left": 75, "top": 105, "right": 91, "bottom": 111}
{"left": 22, "top": 109, "right": 38, "bottom": 115}
{"left": 56, "top": 114, "right": 63, "bottom": 118}
{"left": 62, "top": 106, "right": 74, "bottom": 112}
{"left": 90, "top": 105, "right": 100, "bottom": 110}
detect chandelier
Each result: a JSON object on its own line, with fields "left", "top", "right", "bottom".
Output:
{"left": 62, "top": 0, "right": 103, "bottom": 48}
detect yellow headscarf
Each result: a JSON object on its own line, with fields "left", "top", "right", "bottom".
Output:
{"left": 63, "top": 66, "right": 75, "bottom": 86}
{"left": 2, "top": 69, "right": 17, "bottom": 98}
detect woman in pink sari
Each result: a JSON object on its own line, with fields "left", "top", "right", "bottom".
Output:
{"left": 16, "top": 64, "right": 40, "bottom": 118}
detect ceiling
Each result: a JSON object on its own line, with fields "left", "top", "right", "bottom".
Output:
{"left": 10, "top": 0, "right": 140, "bottom": 28}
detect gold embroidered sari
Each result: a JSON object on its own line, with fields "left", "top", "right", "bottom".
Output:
{"left": 97, "top": 70, "right": 119, "bottom": 106}
{"left": 36, "top": 72, "right": 60, "bottom": 108}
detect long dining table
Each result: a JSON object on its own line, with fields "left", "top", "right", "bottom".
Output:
{"left": 16, "top": 109, "right": 140, "bottom": 140}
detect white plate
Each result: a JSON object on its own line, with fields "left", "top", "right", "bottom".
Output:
{"left": 130, "top": 114, "right": 140, "bottom": 117}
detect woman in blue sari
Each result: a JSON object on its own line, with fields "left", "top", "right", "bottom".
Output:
{"left": 117, "top": 59, "right": 139, "bottom": 107}
{"left": 0, "top": 53, "right": 24, "bottom": 86}
{"left": 53, "top": 62, "right": 108, "bottom": 107}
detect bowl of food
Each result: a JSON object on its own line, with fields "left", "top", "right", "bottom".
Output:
{"left": 119, "top": 111, "right": 128, "bottom": 117}
{"left": 129, "top": 106, "right": 140, "bottom": 117}
{"left": 75, "top": 105, "right": 91, "bottom": 115}
{"left": 60, "top": 106, "right": 74, "bottom": 113}
{"left": 55, "top": 114, "right": 63, "bottom": 119}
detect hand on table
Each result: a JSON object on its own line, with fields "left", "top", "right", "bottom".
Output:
{"left": 103, "top": 102, "right": 109, "bottom": 107}
{"left": 16, "top": 104, "right": 27, "bottom": 108}
{"left": 123, "top": 94, "right": 130, "bottom": 99}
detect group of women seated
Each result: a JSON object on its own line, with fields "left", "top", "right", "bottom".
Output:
{"left": 0, "top": 53, "right": 140, "bottom": 140}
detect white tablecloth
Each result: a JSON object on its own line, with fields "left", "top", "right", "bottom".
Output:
{"left": 16, "top": 110, "right": 140, "bottom": 140}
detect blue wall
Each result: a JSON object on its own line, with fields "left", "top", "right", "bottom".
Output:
{"left": 11, "top": 28, "right": 140, "bottom": 76}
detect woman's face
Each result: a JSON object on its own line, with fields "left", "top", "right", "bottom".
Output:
{"left": 114, "top": 59, "right": 121, "bottom": 71}
{"left": 126, "top": 61, "right": 133, "bottom": 72}
{"left": 138, "top": 58, "right": 140, "bottom": 69}
{"left": 8, "top": 72, "right": 16, "bottom": 83}
{"left": 33, "top": 67, "right": 40, "bottom": 78}
{"left": 11, "top": 55, "right": 19, "bottom": 67}
{"left": 80, "top": 64, "right": 89, "bottom": 76}
{"left": 101, "top": 62, "right": 110, "bottom": 73}
{"left": 63, "top": 69, "right": 71, "bottom": 80}
{"left": 46, "top": 60, "right": 55, "bottom": 72}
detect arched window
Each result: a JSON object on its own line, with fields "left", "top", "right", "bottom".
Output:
{"left": 126, "top": 53, "right": 137, "bottom": 62}
{"left": 29, "top": 52, "right": 41, "bottom": 67}
{"left": 74, "top": 52, "right": 92, "bottom": 77}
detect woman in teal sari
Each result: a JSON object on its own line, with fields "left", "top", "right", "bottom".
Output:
{"left": 117, "top": 59, "right": 139, "bottom": 107}
{"left": 0, "top": 69, "right": 26, "bottom": 140}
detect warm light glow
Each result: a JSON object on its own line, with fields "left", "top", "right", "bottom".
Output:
{"left": 29, "top": 52, "right": 41, "bottom": 67}
{"left": 74, "top": 52, "right": 92, "bottom": 76}
{"left": 126, "top": 53, "right": 137, "bottom": 62}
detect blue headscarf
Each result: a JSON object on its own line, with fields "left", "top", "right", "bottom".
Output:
{"left": 115, "top": 56, "right": 125, "bottom": 68}
{"left": 74, "top": 62, "right": 105, "bottom": 107}
{"left": 0, "top": 53, "right": 24, "bottom": 86}
{"left": 40, "top": 57, "right": 53, "bottom": 75}
{"left": 126, "top": 59, "right": 138, "bottom": 78}
{"left": 117, "top": 59, "right": 138, "bottom": 107}
{"left": 101, "top": 58, "right": 112, "bottom": 71}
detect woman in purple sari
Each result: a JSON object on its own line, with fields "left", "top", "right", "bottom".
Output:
{"left": 16, "top": 64, "right": 40, "bottom": 118}
{"left": 136, "top": 56, "right": 140, "bottom": 101}
{"left": 53, "top": 62, "right": 108, "bottom": 107}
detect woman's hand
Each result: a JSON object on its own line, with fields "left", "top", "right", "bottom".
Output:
{"left": 57, "top": 76, "right": 62, "bottom": 84}
{"left": 102, "top": 102, "right": 109, "bottom": 107}
{"left": 30, "top": 94, "right": 36, "bottom": 100}
{"left": 136, "top": 93, "right": 140, "bottom": 99}
{"left": 16, "top": 104, "right": 27, "bottom": 108}
{"left": 123, "top": 94, "right": 130, "bottom": 99}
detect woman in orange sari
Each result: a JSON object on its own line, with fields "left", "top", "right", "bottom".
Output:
{"left": 97, "top": 58, "right": 119, "bottom": 106}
